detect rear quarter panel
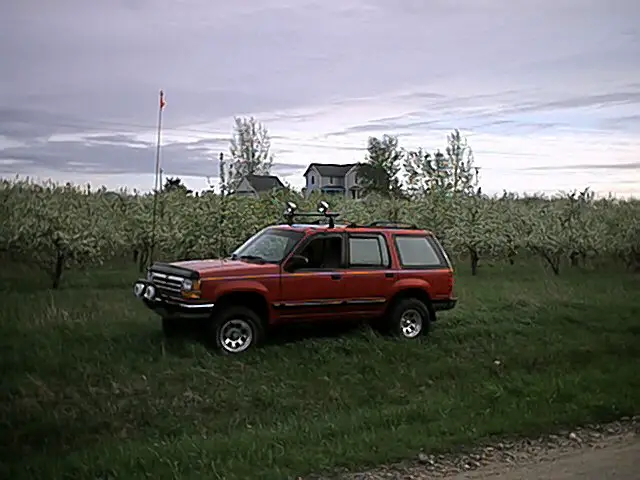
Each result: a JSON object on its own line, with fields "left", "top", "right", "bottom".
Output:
{"left": 393, "top": 270, "right": 452, "bottom": 301}
{"left": 385, "top": 230, "right": 454, "bottom": 302}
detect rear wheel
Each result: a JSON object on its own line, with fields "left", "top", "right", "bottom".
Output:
{"left": 210, "top": 306, "right": 265, "bottom": 355}
{"left": 387, "top": 298, "right": 431, "bottom": 339}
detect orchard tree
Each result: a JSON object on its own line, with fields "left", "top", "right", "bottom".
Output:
{"left": 228, "top": 116, "right": 274, "bottom": 190}
{"left": 560, "top": 188, "right": 598, "bottom": 267}
{"left": 404, "top": 129, "right": 478, "bottom": 196}
{"left": 4, "top": 176, "right": 640, "bottom": 287}
{"left": 404, "top": 149, "right": 450, "bottom": 195}
{"left": 4, "top": 182, "right": 123, "bottom": 288}
{"left": 446, "top": 129, "right": 477, "bottom": 194}
{"left": 163, "top": 176, "right": 191, "bottom": 194}
{"left": 358, "top": 135, "right": 404, "bottom": 198}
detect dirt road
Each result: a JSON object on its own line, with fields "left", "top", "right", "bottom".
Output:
{"left": 447, "top": 434, "right": 639, "bottom": 480}
{"left": 308, "top": 417, "right": 639, "bottom": 480}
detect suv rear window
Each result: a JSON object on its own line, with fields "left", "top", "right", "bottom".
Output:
{"left": 348, "top": 235, "right": 390, "bottom": 267}
{"left": 394, "top": 235, "right": 446, "bottom": 268}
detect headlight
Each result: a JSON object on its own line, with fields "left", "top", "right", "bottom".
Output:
{"left": 143, "top": 285, "right": 156, "bottom": 300}
{"left": 180, "top": 278, "right": 201, "bottom": 299}
{"left": 133, "top": 282, "right": 145, "bottom": 297}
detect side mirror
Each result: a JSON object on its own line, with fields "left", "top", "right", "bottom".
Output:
{"left": 286, "top": 254, "right": 309, "bottom": 271}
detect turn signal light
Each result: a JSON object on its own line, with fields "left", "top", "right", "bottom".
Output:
{"left": 181, "top": 279, "right": 201, "bottom": 299}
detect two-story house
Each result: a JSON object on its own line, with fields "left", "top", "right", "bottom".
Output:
{"left": 303, "top": 163, "right": 362, "bottom": 199}
{"left": 230, "top": 174, "right": 285, "bottom": 198}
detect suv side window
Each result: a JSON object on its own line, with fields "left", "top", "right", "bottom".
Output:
{"left": 348, "top": 234, "right": 390, "bottom": 268}
{"left": 394, "top": 235, "right": 445, "bottom": 269}
{"left": 296, "top": 233, "right": 344, "bottom": 270}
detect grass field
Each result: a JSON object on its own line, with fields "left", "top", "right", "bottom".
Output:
{"left": 1, "top": 259, "right": 639, "bottom": 479}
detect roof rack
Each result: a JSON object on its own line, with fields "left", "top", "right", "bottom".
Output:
{"left": 283, "top": 201, "right": 340, "bottom": 228}
{"left": 308, "top": 218, "right": 352, "bottom": 226}
{"left": 366, "top": 221, "right": 419, "bottom": 229}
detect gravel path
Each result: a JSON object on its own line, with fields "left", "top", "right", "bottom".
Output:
{"left": 303, "top": 416, "right": 639, "bottom": 480}
{"left": 445, "top": 434, "right": 639, "bottom": 480}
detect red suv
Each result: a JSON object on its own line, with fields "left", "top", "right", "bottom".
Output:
{"left": 133, "top": 202, "right": 457, "bottom": 354}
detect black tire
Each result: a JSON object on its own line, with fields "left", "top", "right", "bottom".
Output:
{"left": 387, "top": 298, "right": 431, "bottom": 339}
{"left": 162, "top": 317, "right": 184, "bottom": 338}
{"left": 210, "top": 306, "right": 265, "bottom": 355}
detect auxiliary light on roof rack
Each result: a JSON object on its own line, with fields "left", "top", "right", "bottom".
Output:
{"left": 283, "top": 201, "right": 341, "bottom": 228}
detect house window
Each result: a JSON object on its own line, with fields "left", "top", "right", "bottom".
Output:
{"left": 311, "top": 175, "right": 315, "bottom": 185}
{"left": 330, "top": 176, "right": 337, "bottom": 184}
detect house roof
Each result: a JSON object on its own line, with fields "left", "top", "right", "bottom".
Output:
{"left": 244, "top": 174, "right": 285, "bottom": 192}
{"left": 303, "top": 163, "right": 360, "bottom": 178}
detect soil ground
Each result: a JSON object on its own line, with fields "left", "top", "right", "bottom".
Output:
{"left": 322, "top": 419, "right": 639, "bottom": 480}
{"left": 447, "top": 435, "right": 639, "bottom": 480}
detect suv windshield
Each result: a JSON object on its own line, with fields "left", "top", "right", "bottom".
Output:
{"left": 231, "top": 228, "right": 304, "bottom": 263}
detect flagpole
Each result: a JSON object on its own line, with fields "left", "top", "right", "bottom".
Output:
{"left": 153, "top": 91, "right": 164, "bottom": 191}
{"left": 218, "top": 152, "right": 225, "bottom": 258}
{"left": 149, "top": 90, "right": 165, "bottom": 268}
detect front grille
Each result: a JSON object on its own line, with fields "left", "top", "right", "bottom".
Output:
{"left": 149, "top": 271, "right": 184, "bottom": 298}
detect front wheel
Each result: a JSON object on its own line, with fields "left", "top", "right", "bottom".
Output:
{"left": 211, "top": 306, "right": 265, "bottom": 355}
{"left": 388, "top": 298, "right": 431, "bottom": 339}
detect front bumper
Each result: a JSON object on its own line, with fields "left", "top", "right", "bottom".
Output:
{"left": 133, "top": 280, "right": 214, "bottom": 319}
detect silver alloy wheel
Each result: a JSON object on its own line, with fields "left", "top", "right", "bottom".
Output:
{"left": 219, "top": 318, "right": 254, "bottom": 353}
{"left": 400, "top": 308, "right": 423, "bottom": 338}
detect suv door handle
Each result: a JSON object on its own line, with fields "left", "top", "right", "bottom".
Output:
{"left": 385, "top": 272, "right": 394, "bottom": 278}
{"left": 331, "top": 274, "right": 342, "bottom": 280}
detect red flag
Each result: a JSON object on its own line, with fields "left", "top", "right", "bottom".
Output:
{"left": 159, "top": 90, "right": 166, "bottom": 109}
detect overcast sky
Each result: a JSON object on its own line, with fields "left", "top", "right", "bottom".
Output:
{"left": 1, "top": 0, "right": 639, "bottom": 196}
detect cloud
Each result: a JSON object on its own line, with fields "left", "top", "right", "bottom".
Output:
{"left": 83, "top": 134, "right": 154, "bottom": 147}
{"left": 1, "top": 0, "right": 640, "bottom": 196}
{"left": 522, "top": 162, "right": 640, "bottom": 171}
{"left": 0, "top": 107, "right": 90, "bottom": 140}
{"left": 495, "top": 92, "right": 640, "bottom": 117}
{"left": 0, "top": 136, "right": 307, "bottom": 178}
{"left": 599, "top": 114, "right": 640, "bottom": 133}
{"left": 323, "top": 116, "right": 441, "bottom": 138}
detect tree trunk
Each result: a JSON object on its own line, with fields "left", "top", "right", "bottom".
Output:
{"left": 569, "top": 251, "right": 580, "bottom": 267}
{"left": 630, "top": 251, "right": 640, "bottom": 272}
{"left": 469, "top": 247, "right": 479, "bottom": 276}
{"left": 52, "top": 251, "right": 65, "bottom": 289}
{"left": 138, "top": 248, "right": 149, "bottom": 272}
{"left": 534, "top": 247, "right": 560, "bottom": 275}
{"left": 547, "top": 257, "right": 561, "bottom": 275}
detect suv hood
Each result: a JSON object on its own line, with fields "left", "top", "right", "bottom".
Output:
{"left": 169, "top": 259, "right": 279, "bottom": 278}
